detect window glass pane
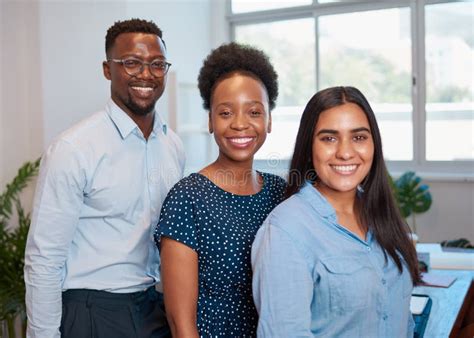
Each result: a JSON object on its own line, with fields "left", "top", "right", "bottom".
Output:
{"left": 425, "top": 1, "right": 473, "bottom": 161}
{"left": 319, "top": 8, "right": 412, "bottom": 161}
{"left": 232, "top": 0, "right": 312, "bottom": 14}
{"left": 235, "top": 18, "right": 316, "bottom": 160}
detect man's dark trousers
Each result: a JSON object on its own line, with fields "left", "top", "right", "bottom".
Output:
{"left": 60, "top": 287, "right": 170, "bottom": 338}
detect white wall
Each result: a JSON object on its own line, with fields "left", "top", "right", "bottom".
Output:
{"left": 416, "top": 180, "right": 473, "bottom": 243}
{"left": 35, "top": 0, "right": 213, "bottom": 146}
{"left": 1, "top": 1, "right": 44, "bottom": 213}
{"left": 0, "top": 5, "right": 4, "bottom": 187}
{"left": 0, "top": 0, "right": 216, "bottom": 153}
{"left": 37, "top": 1, "right": 122, "bottom": 145}
{"left": 1, "top": 1, "right": 42, "bottom": 179}
{"left": 0, "top": 0, "right": 215, "bottom": 185}
{"left": 0, "top": 0, "right": 472, "bottom": 243}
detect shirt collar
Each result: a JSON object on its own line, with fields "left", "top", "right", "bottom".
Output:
{"left": 298, "top": 181, "right": 337, "bottom": 220}
{"left": 298, "top": 180, "right": 374, "bottom": 245}
{"left": 105, "top": 99, "right": 167, "bottom": 139}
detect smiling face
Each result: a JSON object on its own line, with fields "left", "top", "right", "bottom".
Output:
{"left": 312, "top": 102, "right": 374, "bottom": 196}
{"left": 209, "top": 73, "right": 271, "bottom": 166}
{"left": 103, "top": 32, "right": 167, "bottom": 117}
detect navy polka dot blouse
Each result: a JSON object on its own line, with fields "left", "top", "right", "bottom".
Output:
{"left": 155, "top": 172, "right": 286, "bottom": 337}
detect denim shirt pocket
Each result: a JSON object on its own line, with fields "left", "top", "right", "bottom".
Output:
{"left": 320, "top": 256, "right": 373, "bottom": 314}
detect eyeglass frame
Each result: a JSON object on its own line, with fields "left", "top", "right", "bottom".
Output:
{"left": 107, "top": 57, "right": 172, "bottom": 78}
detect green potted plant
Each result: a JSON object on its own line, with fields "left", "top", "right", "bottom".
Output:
{"left": 0, "top": 159, "right": 40, "bottom": 338}
{"left": 391, "top": 171, "right": 432, "bottom": 235}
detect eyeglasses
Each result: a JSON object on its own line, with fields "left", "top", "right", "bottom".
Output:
{"left": 107, "top": 57, "right": 172, "bottom": 77}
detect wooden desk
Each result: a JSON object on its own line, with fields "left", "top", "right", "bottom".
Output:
{"left": 414, "top": 270, "right": 474, "bottom": 338}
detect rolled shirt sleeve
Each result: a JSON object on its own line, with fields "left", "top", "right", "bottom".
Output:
{"left": 24, "top": 140, "right": 86, "bottom": 338}
{"left": 251, "top": 222, "right": 314, "bottom": 337}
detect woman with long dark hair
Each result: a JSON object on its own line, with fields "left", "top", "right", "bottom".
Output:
{"left": 252, "top": 86, "right": 419, "bottom": 337}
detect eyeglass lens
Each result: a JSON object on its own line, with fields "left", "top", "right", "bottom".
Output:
{"left": 123, "top": 59, "right": 169, "bottom": 77}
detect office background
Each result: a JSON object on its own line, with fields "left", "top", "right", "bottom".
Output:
{"left": 0, "top": 0, "right": 472, "bottom": 244}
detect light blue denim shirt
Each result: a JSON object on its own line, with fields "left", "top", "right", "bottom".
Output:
{"left": 252, "top": 181, "right": 414, "bottom": 338}
{"left": 24, "top": 99, "right": 185, "bottom": 338}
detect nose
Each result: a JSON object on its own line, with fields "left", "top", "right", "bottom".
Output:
{"left": 336, "top": 139, "right": 355, "bottom": 160}
{"left": 230, "top": 111, "right": 249, "bottom": 130}
{"left": 137, "top": 63, "right": 153, "bottom": 79}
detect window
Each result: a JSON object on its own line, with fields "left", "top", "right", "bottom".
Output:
{"left": 235, "top": 19, "right": 315, "bottom": 160}
{"left": 319, "top": 8, "right": 412, "bottom": 161}
{"left": 425, "top": 1, "right": 473, "bottom": 161}
{"left": 231, "top": 0, "right": 311, "bottom": 14}
{"left": 229, "top": 0, "right": 473, "bottom": 175}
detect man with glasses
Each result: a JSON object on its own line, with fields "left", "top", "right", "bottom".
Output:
{"left": 24, "top": 18, "right": 184, "bottom": 338}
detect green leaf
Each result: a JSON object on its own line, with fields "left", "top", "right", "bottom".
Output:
{"left": 0, "top": 159, "right": 40, "bottom": 325}
{"left": 394, "top": 171, "right": 432, "bottom": 218}
{"left": 0, "top": 158, "right": 40, "bottom": 223}
{"left": 441, "top": 238, "right": 474, "bottom": 248}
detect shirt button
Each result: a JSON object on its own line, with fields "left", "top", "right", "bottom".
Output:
{"left": 366, "top": 247, "right": 371, "bottom": 252}
{"left": 382, "top": 314, "right": 388, "bottom": 321}
{"left": 381, "top": 278, "right": 387, "bottom": 285}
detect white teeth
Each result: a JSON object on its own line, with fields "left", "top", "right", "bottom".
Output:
{"left": 331, "top": 165, "right": 357, "bottom": 172}
{"left": 229, "top": 137, "right": 253, "bottom": 144}
{"left": 131, "top": 86, "right": 153, "bottom": 92}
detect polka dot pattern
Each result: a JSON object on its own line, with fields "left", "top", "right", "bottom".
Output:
{"left": 155, "top": 172, "right": 286, "bottom": 337}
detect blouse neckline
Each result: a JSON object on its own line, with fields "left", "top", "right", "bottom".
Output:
{"left": 193, "top": 171, "right": 267, "bottom": 197}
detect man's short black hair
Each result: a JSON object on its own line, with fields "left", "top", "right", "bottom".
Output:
{"left": 197, "top": 42, "right": 278, "bottom": 111}
{"left": 105, "top": 18, "right": 164, "bottom": 56}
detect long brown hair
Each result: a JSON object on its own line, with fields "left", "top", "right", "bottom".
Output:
{"left": 287, "top": 86, "right": 421, "bottom": 285}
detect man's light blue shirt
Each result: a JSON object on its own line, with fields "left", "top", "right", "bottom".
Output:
{"left": 24, "top": 100, "right": 185, "bottom": 338}
{"left": 252, "top": 181, "right": 414, "bottom": 338}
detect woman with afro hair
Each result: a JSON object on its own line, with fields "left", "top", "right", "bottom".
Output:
{"left": 154, "top": 42, "right": 286, "bottom": 337}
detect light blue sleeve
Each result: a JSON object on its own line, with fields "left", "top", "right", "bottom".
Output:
{"left": 407, "top": 310, "right": 415, "bottom": 337}
{"left": 251, "top": 222, "right": 314, "bottom": 338}
{"left": 24, "top": 140, "right": 86, "bottom": 338}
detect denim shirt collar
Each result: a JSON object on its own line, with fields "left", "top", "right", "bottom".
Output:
{"left": 298, "top": 180, "right": 373, "bottom": 244}
{"left": 106, "top": 99, "right": 166, "bottom": 139}
{"left": 298, "top": 181, "right": 337, "bottom": 221}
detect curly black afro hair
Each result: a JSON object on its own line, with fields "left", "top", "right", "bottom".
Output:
{"left": 105, "top": 18, "right": 164, "bottom": 57}
{"left": 197, "top": 42, "right": 278, "bottom": 111}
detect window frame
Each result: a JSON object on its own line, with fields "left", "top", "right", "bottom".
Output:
{"left": 227, "top": 0, "right": 473, "bottom": 180}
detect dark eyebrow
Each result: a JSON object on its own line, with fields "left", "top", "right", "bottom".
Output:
{"left": 245, "top": 100, "right": 265, "bottom": 106}
{"left": 316, "top": 129, "right": 338, "bottom": 136}
{"left": 215, "top": 100, "right": 265, "bottom": 109}
{"left": 121, "top": 54, "right": 166, "bottom": 61}
{"left": 215, "top": 102, "right": 232, "bottom": 109}
{"left": 352, "top": 127, "right": 371, "bottom": 133}
{"left": 316, "top": 127, "right": 371, "bottom": 136}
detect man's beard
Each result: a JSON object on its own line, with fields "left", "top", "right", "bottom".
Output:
{"left": 125, "top": 96, "right": 156, "bottom": 116}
